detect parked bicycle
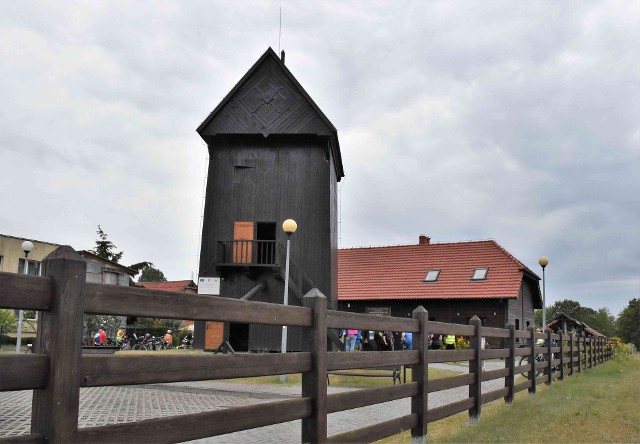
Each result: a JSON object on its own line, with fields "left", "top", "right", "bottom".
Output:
{"left": 177, "top": 333, "right": 193, "bottom": 350}
{"left": 518, "top": 351, "right": 558, "bottom": 379}
{"left": 131, "top": 333, "right": 152, "bottom": 351}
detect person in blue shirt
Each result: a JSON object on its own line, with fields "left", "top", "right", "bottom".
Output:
{"left": 402, "top": 332, "right": 413, "bottom": 350}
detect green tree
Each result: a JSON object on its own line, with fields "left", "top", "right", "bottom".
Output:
{"left": 617, "top": 298, "right": 640, "bottom": 349}
{"left": 0, "top": 309, "right": 17, "bottom": 332}
{"left": 536, "top": 299, "right": 583, "bottom": 327}
{"left": 588, "top": 307, "right": 617, "bottom": 338}
{"left": 93, "top": 225, "right": 124, "bottom": 263}
{"left": 535, "top": 299, "right": 616, "bottom": 336}
{"left": 138, "top": 264, "right": 167, "bottom": 282}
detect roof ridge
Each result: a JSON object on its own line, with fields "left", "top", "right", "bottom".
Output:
{"left": 0, "top": 233, "right": 61, "bottom": 247}
{"left": 488, "top": 240, "right": 528, "bottom": 270}
{"left": 339, "top": 239, "right": 495, "bottom": 251}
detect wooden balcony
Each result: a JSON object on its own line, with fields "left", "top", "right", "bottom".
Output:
{"left": 216, "top": 240, "right": 280, "bottom": 269}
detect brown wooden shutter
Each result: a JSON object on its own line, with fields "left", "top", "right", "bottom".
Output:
{"left": 233, "top": 222, "right": 254, "bottom": 263}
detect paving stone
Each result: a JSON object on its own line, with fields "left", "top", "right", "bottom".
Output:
{"left": 1, "top": 364, "right": 506, "bottom": 442}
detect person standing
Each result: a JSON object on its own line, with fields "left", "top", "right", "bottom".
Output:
{"left": 163, "top": 330, "right": 173, "bottom": 347}
{"left": 345, "top": 329, "right": 358, "bottom": 352}
{"left": 384, "top": 331, "right": 395, "bottom": 351}
{"left": 402, "top": 332, "right": 413, "bottom": 350}
{"left": 99, "top": 328, "right": 107, "bottom": 346}
{"left": 431, "top": 334, "right": 441, "bottom": 350}
{"left": 116, "top": 327, "right": 125, "bottom": 346}
{"left": 94, "top": 330, "right": 101, "bottom": 346}
{"left": 444, "top": 334, "right": 455, "bottom": 350}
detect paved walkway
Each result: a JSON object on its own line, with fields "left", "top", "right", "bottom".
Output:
{"left": 1, "top": 362, "right": 505, "bottom": 442}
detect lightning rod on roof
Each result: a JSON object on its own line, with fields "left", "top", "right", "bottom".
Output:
{"left": 278, "top": 7, "right": 282, "bottom": 54}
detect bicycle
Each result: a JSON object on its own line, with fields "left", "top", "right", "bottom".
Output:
{"left": 518, "top": 351, "right": 558, "bottom": 379}
{"left": 518, "top": 353, "right": 544, "bottom": 379}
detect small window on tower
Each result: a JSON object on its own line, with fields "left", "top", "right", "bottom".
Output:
{"left": 471, "top": 268, "right": 488, "bottom": 280}
{"left": 423, "top": 269, "right": 440, "bottom": 282}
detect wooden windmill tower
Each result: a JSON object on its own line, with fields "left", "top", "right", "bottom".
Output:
{"left": 195, "top": 48, "right": 344, "bottom": 352}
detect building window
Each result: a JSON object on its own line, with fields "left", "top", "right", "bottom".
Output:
{"left": 423, "top": 269, "right": 440, "bottom": 282}
{"left": 471, "top": 267, "right": 488, "bottom": 280}
{"left": 18, "top": 258, "right": 41, "bottom": 276}
{"left": 0, "top": 255, "right": 3, "bottom": 271}
{"left": 103, "top": 271, "right": 119, "bottom": 285}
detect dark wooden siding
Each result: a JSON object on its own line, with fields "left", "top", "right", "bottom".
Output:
{"left": 506, "top": 277, "right": 537, "bottom": 332}
{"left": 329, "top": 143, "right": 339, "bottom": 309}
{"left": 338, "top": 299, "right": 506, "bottom": 328}
{"left": 198, "top": 134, "right": 335, "bottom": 351}
{"left": 200, "top": 56, "right": 332, "bottom": 138}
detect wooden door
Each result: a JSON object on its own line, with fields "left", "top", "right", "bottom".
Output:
{"left": 233, "top": 222, "right": 254, "bottom": 263}
{"left": 204, "top": 321, "right": 224, "bottom": 351}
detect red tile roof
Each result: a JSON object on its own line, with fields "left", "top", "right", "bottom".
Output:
{"left": 136, "top": 280, "right": 196, "bottom": 293}
{"left": 338, "top": 240, "right": 538, "bottom": 301}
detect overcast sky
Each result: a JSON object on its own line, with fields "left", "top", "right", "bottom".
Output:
{"left": 1, "top": 1, "right": 638, "bottom": 316}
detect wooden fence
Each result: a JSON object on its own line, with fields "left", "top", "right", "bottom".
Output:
{"left": 0, "top": 246, "right": 614, "bottom": 443}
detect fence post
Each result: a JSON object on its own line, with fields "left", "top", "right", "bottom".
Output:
{"left": 528, "top": 326, "right": 536, "bottom": 395}
{"left": 31, "top": 246, "right": 86, "bottom": 442}
{"left": 504, "top": 321, "right": 515, "bottom": 405}
{"left": 577, "top": 334, "right": 582, "bottom": 373}
{"left": 589, "top": 337, "right": 593, "bottom": 368}
{"left": 301, "top": 289, "right": 328, "bottom": 443}
{"left": 569, "top": 332, "right": 574, "bottom": 376}
{"left": 468, "top": 315, "right": 482, "bottom": 423}
{"left": 545, "top": 329, "right": 552, "bottom": 385}
{"left": 411, "top": 306, "right": 429, "bottom": 443}
{"left": 559, "top": 332, "right": 564, "bottom": 381}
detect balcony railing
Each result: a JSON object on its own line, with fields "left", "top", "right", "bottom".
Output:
{"left": 217, "top": 240, "right": 279, "bottom": 267}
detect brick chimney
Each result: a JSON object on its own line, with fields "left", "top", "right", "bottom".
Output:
{"left": 419, "top": 235, "right": 431, "bottom": 245}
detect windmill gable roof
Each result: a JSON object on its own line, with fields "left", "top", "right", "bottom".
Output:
{"left": 338, "top": 239, "right": 540, "bottom": 302}
{"left": 197, "top": 48, "right": 344, "bottom": 179}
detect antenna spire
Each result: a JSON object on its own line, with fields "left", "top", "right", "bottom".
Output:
{"left": 278, "top": 7, "right": 282, "bottom": 54}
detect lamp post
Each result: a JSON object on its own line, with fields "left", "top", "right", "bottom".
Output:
{"left": 16, "top": 241, "right": 34, "bottom": 353}
{"left": 280, "top": 219, "right": 297, "bottom": 383}
{"left": 539, "top": 256, "right": 549, "bottom": 329}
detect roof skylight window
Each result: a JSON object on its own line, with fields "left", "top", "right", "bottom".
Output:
{"left": 423, "top": 269, "right": 440, "bottom": 282}
{"left": 471, "top": 268, "right": 488, "bottom": 280}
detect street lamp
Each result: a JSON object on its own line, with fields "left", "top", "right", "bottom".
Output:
{"left": 280, "top": 219, "right": 297, "bottom": 383}
{"left": 16, "top": 240, "right": 34, "bottom": 353}
{"left": 539, "top": 256, "right": 549, "bottom": 330}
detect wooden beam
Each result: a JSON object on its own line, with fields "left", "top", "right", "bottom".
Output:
{"left": 239, "top": 281, "right": 267, "bottom": 300}
{"left": 0, "top": 271, "right": 51, "bottom": 310}
{"left": 411, "top": 305, "right": 429, "bottom": 442}
{"left": 301, "top": 289, "right": 328, "bottom": 443}
{"left": 76, "top": 398, "right": 311, "bottom": 443}
{"left": 327, "top": 414, "right": 418, "bottom": 443}
{"left": 84, "top": 283, "right": 312, "bottom": 327}
{"left": 327, "top": 384, "right": 418, "bottom": 413}
{"left": 81, "top": 352, "right": 311, "bottom": 386}
{"left": 0, "top": 354, "right": 48, "bottom": 390}
{"left": 326, "top": 310, "right": 418, "bottom": 333}
{"left": 468, "top": 316, "right": 482, "bottom": 423}
{"left": 326, "top": 350, "right": 418, "bottom": 371}
{"left": 31, "top": 246, "right": 86, "bottom": 442}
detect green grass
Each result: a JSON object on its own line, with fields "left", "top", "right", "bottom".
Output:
{"left": 377, "top": 354, "right": 640, "bottom": 443}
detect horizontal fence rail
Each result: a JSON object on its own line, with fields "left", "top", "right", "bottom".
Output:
{"left": 0, "top": 247, "right": 616, "bottom": 443}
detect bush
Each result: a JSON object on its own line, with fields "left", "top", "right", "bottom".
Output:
{"left": 455, "top": 336, "right": 470, "bottom": 350}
